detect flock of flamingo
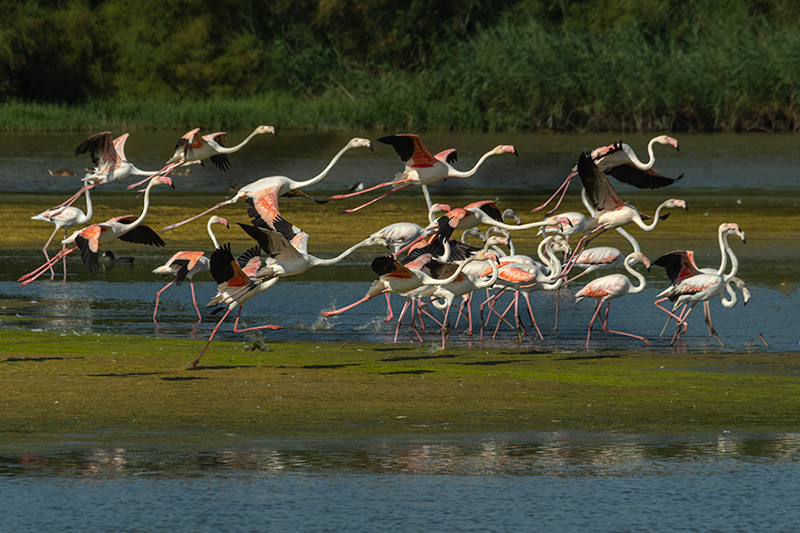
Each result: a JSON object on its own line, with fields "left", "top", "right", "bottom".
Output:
{"left": 20, "top": 128, "right": 752, "bottom": 367}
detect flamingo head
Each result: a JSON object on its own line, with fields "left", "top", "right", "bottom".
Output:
{"left": 349, "top": 138, "right": 374, "bottom": 151}
{"left": 720, "top": 222, "right": 745, "bottom": 244}
{"left": 542, "top": 215, "right": 574, "bottom": 230}
{"left": 157, "top": 176, "right": 175, "bottom": 188}
{"left": 210, "top": 216, "right": 229, "bottom": 228}
{"left": 501, "top": 208, "right": 522, "bottom": 225}
{"left": 484, "top": 235, "right": 509, "bottom": 248}
{"left": 664, "top": 199, "right": 688, "bottom": 211}
{"left": 256, "top": 125, "right": 277, "bottom": 136}
{"left": 655, "top": 135, "right": 680, "bottom": 152}
{"left": 735, "top": 278, "right": 751, "bottom": 305}
{"left": 627, "top": 252, "right": 651, "bottom": 269}
{"left": 546, "top": 235, "right": 571, "bottom": 255}
{"left": 494, "top": 145, "right": 518, "bottom": 156}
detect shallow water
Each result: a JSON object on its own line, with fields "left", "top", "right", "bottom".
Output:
{"left": 2, "top": 431, "right": 800, "bottom": 531}
{"left": 3, "top": 131, "right": 800, "bottom": 530}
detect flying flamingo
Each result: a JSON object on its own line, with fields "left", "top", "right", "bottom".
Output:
{"left": 55, "top": 132, "right": 162, "bottom": 209}
{"left": 533, "top": 135, "right": 683, "bottom": 215}
{"left": 321, "top": 253, "right": 488, "bottom": 318}
{"left": 331, "top": 134, "right": 517, "bottom": 214}
{"left": 236, "top": 223, "right": 388, "bottom": 280}
{"left": 126, "top": 125, "right": 276, "bottom": 190}
{"left": 19, "top": 176, "right": 173, "bottom": 286}
{"left": 574, "top": 251, "right": 653, "bottom": 347}
{"left": 560, "top": 151, "right": 687, "bottom": 278}
{"left": 651, "top": 223, "right": 746, "bottom": 345}
{"left": 152, "top": 216, "right": 229, "bottom": 322}
{"left": 191, "top": 243, "right": 282, "bottom": 368}
{"left": 30, "top": 186, "right": 93, "bottom": 280}
{"left": 160, "top": 137, "right": 374, "bottom": 235}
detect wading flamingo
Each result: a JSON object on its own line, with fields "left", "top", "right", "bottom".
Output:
{"left": 31, "top": 186, "right": 93, "bottom": 280}
{"left": 19, "top": 176, "right": 173, "bottom": 285}
{"left": 651, "top": 223, "right": 746, "bottom": 346}
{"left": 533, "top": 135, "right": 683, "bottom": 214}
{"left": 331, "top": 134, "right": 517, "bottom": 213}
{"left": 161, "top": 137, "right": 373, "bottom": 235}
{"left": 574, "top": 251, "right": 652, "bottom": 347}
{"left": 152, "top": 216, "right": 229, "bottom": 322}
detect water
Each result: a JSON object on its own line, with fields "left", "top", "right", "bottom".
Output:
{"left": 3, "top": 131, "right": 800, "bottom": 530}
{"left": 2, "top": 431, "right": 800, "bottom": 531}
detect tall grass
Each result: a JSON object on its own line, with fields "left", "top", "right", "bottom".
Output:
{"left": 3, "top": 5, "right": 800, "bottom": 133}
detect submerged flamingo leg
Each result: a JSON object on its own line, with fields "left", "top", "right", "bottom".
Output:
{"left": 394, "top": 300, "right": 412, "bottom": 342}
{"left": 584, "top": 301, "right": 605, "bottom": 348}
{"left": 522, "top": 293, "right": 543, "bottom": 340}
{"left": 40, "top": 226, "right": 60, "bottom": 279}
{"left": 19, "top": 247, "right": 77, "bottom": 286}
{"left": 702, "top": 301, "right": 724, "bottom": 347}
{"left": 321, "top": 291, "right": 383, "bottom": 317}
{"left": 600, "top": 303, "right": 652, "bottom": 345}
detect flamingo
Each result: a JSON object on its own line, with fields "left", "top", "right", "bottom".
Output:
{"left": 19, "top": 176, "right": 173, "bottom": 285}
{"left": 55, "top": 132, "right": 161, "bottom": 209}
{"left": 126, "top": 125, "right": 276, "bottom": 190}
{"left": 425, "top": 256, "right": 500, "bottom": 348}
{"left": 560, "top": 151, "right": 687, "bottom": 278}
{"left": 160, "top": 137, "right": 374, "bottom": 235}
{"left": 321, "top": 252, "right": 488, "bottom": 318}
{"left": 331, "top": 134, "right": 517, "bottom": 213}
{"left": 191, "top": 243, "right": 282, "bottom": 368}
{"left": 651, "top": 223, "right": 746, "bottom": 345}
{"left": 236, "top": 223, "right": 388, "bottom": 280}
{"left": 481, "top": 235, "right": 568, "bottom": 340}
{"left": 574, "top": 251, "right": 653, "bottom": 347}
{"left": 533, "top": 135, "right": 683, "bottom": 215}
{"left": 152, "top": 216, "right": 229, "bottom": 322}
{"left": 30, "top": 186, "right": 93, "bottom": 280}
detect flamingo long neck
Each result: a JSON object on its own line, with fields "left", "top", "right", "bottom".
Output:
{"left": 721, "top": 235, "right": 740, "bottom": 281}
{"left": 207, "top": 219, "right": 222, "bottom": 249}
{"left": 624, "top": 138, "right": 658, "bottom": 170}
{"left": 625, "top": 257, "right": 647, "bottom": 294}
{"left": 448, "top": 150, "right": 498, "bottom": 178}
{"left": 475, "top": 260, "right": 499, "bottom": 289}
{"left": 418, "top": 256, "right": 476, "bottom": 286}
{"left": 616, "top": 227, "right": 641, "bottom": 253}
{"left": 81, "top": 188, "right": 93, "bottom": 223}
{"left": 633, "top": 201, "right": 670, "bottom": 232}
{"left": 486, "top": 217, "right": 553, "bottom": 231}
{"left": 307, "top": 238, "right": 376, "bottom": 267}
{"left": 721, "top": 279, "right": 738, "bottom": 307}
{"left": 223, "top": 128, "right": 264, "bottom": 153}
{"left": 129, "top": 178, "right": 159, "bottom": 229}
{"left": 290, "top": 142, "right": 358, "bottom": 190}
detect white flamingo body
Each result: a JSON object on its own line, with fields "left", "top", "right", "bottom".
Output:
{"left": 161, "top": 138, "right": 373, "bottom": 234}
{"left": 31, "top": 187, "right": 93, "bottom": 280}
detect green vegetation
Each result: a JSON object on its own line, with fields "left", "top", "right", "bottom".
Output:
{"left": 1, "top": 329, "right": 798, "bottom": 437}
{"left": 3, "top": 1, "right": 800, "bottom": 132}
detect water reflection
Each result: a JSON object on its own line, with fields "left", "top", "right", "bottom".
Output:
{"left": 3, "top": 431, "right": 799, "bottom": 479}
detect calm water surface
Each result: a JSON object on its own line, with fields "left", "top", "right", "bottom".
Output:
{"left": 3, "top": 132, "right": 800, "bottom": 531}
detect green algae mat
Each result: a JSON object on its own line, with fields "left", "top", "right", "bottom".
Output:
{"left": 2, "top": 330, "right": 799, "bottom": 437}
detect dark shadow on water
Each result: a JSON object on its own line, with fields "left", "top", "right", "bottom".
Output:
{"left": 161, "top": 376, "right": 206, "bottom": 381}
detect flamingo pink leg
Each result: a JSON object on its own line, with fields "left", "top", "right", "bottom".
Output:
{"left": 394, "top": 300, "right": 412, "bottom": 342}
{"left": 339, "top": 184, "right": 413, "bottom": 214}
{"left": 231, "top": 307, "right": 282, "bottom": 333}
{"left": 161, "top": 199, "right": 234, "bottom": 232}
{"left": 321, "top": 291, "right": 383, "bottom": 317}
{"left": 530, "top": 174, "right": 574, "bottom": 214}
{"left": 192, "top": 307, "right": 233, "bottom": 368}
{"left": 383, "top": 292, "right": 394, "bottom": 322}
{"left": 189, "top": 280, "right": 202, "bottom": 321}
{"left": 330, "top": 179, "right": 397, "bottom": 199}
{"left": 153, "top": 280, "right": 176, "bottom": 322}
{"left": 19, "top": 247, "right": 77, "bottom": 286}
